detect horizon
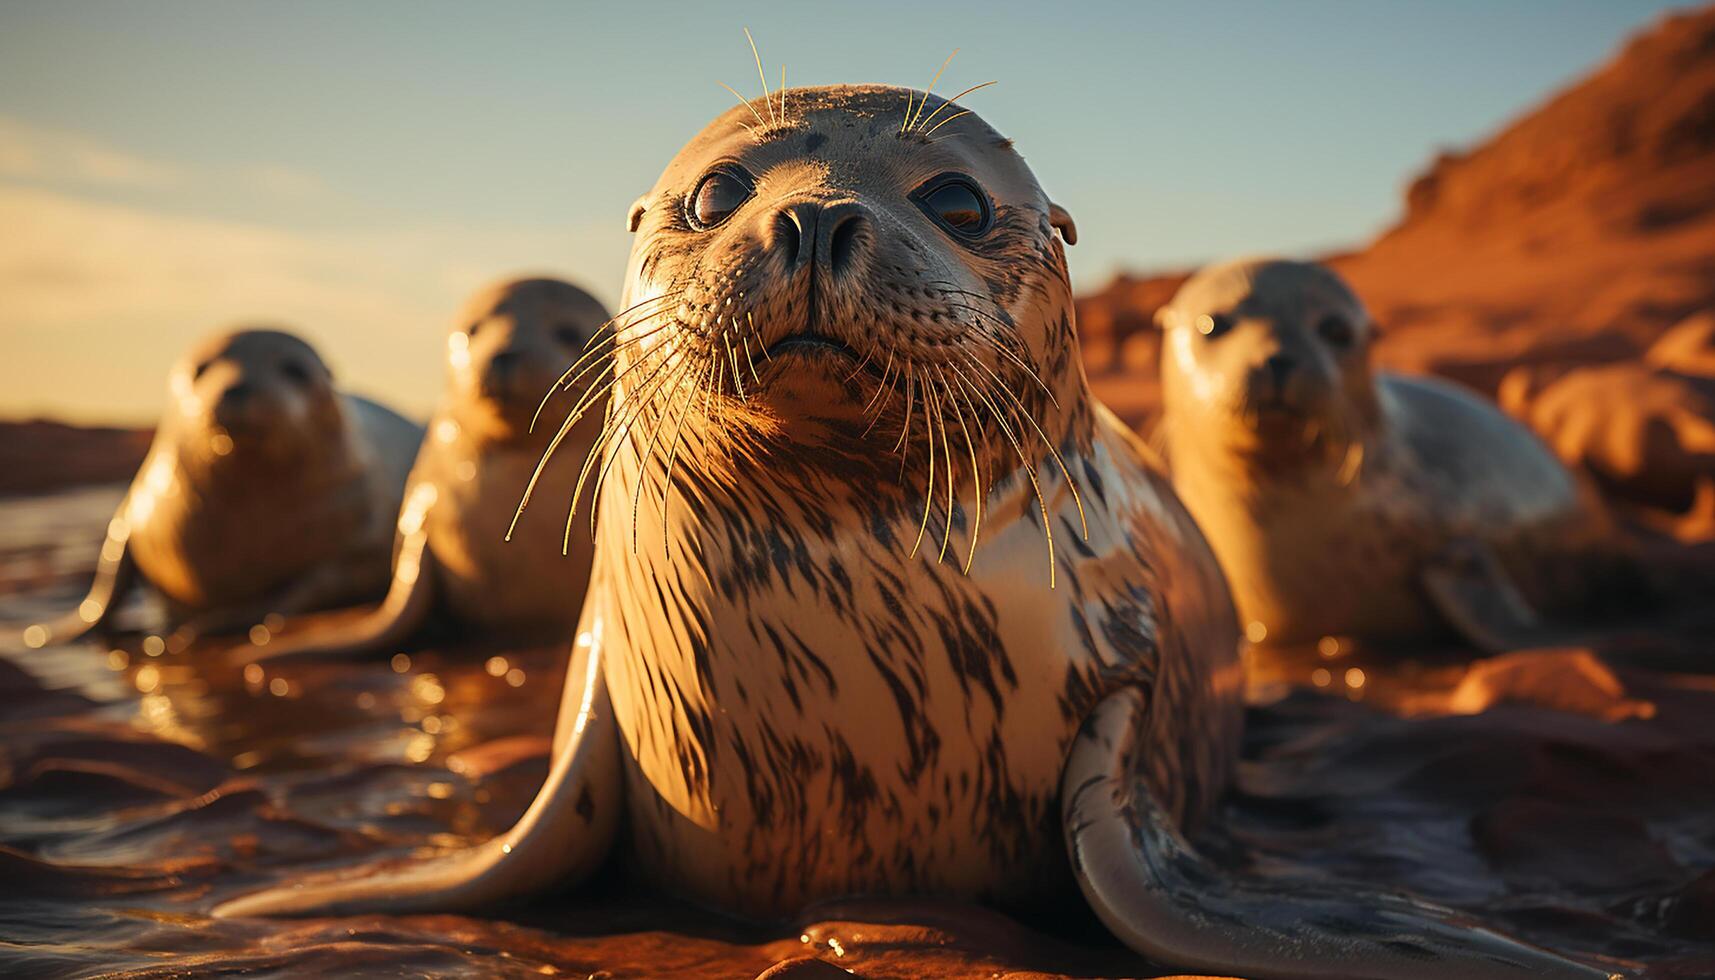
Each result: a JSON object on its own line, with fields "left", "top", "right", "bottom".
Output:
{"left": 0, "top": 0, "right": 1692, "bottom": 425}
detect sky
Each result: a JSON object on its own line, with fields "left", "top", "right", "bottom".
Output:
{"left": 0, "top": 0, "right": 1692, "bottom": 424}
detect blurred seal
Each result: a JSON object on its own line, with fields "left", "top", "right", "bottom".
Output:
{"left": 24, "top": 328, "right": 419, "bottom": 648}
{"left": 1158, "top": 257, "right": 1620, "bottom": 652}
{"left": 250, "top": 278, "right": 611, "bottom": 661}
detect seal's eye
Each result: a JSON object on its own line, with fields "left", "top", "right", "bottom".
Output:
{"left": 554, "top": 324, "right": 585, "bottom": 348}
{"left": 689, "top": 168, "right": 754, "bottom": 229}
{"left": 1317, "top": 314, "right": 1355, "bottom": 350}
{"left": 912, "top": 174, "right": 992, "bottom": 238}
{"left": 280, "top": 361, "right": 312, "bottom": 386}
{"left": 1196, "top": 314, "right": 1234, "bottom": 338}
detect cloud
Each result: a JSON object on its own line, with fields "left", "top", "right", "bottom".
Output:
{"left": 0, "top": 115, "right": 337, "bottom": 204}
{"left": 0, "top": 116, "right": 183, "bottom": 189}
{"left": 0, "top": 184, "right": 629, "bottom": 423}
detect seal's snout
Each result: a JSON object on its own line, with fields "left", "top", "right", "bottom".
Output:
{"left": 769, "top": 198, "right": 874, "bottom": 280}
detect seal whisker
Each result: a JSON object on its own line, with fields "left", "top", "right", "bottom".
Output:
{"left": 956, "top": 370, "right": 1057, "bottom": 586}
{"left": 576, "top": 341, "right": 703, "bottom": 546}
{"left": 748, "top": 313, "right": 772, "bottom": 361}
{"left": 932, "top": 378, "right": 958, "bottom": 563}
{"left": 626, "top": 351, "right": 704, "bottom": 553}
{"left": 722, "top": 328, "right": 746, "bottom": 401}
{"left": 941, "top": 363, "right": 988, "bottom": 572}
{"left": 841, "top": 341, "right": 878, "bottom": 384}
{"left": 658, "top": 356, "right": 717, "bottom": 554}
{"left": 860, "top": 349, "right": 899, "bottom": 426}
{"left": 961, "top": 350, "right": 1087, "bottom": 539}
{"left": 912, "top": 80, "right": 997, "bottom": 135}
{"left": 908, "top": 367, "right": 937, "bottom": 560}
{"left": 742, "top": 28, "right": 776, "bottom": 126}
{"left": 514, "top": 334, "right": 683, "bottom": 542}
{"left": 940, "top": 299, "right": 1061, "bottom": 410}
{"left": 529, "top": 293, "right": 681, "bottom": 433}
{"left": 903, "top": 48, "right": 959, "bottom": 134}
{"left": 893, "top": 368, "right": 918, "bottom": 457}
{"left": 921, "top": 108, "right": 973, "bottom": 139}
{"left": 741, "top": 327, "right": 761, "bottom": 385}
{"left": 530, "top": 320, "right": 677, "bottom": 435}
{"left": 563, "top": 342, "right": 691, "bottom": 545}
{"left": 554, "top": 332, "right": 681, "bottom": 443}
{"left": 719, "top": 81, "right": 769, "bottom": 130}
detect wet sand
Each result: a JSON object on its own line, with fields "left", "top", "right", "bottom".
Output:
{"left": 4, "top": 485, "right": 1715, "bottom": 978}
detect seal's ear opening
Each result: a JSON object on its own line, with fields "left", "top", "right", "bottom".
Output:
{"left": 627, "top": 196, "right": 648, "bottom": 234}
{"left": 1049, "top": 202, "right": 1078, "bottom": 246}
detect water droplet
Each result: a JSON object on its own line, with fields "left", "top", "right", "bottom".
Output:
{"left": 1244, "top": 621, "right": 1268, "bottom": 644}
{"left": 248, "top": 624, "right": 271, "bottom": 646}
{"left": 485, "top": 656, "right": 509, "bottom": 677}
{"left": 1344, "top": 667, "right": 1366, "bottom": 689}
{"left": 505, "top": 668, "right": 526, "bottom": 688}
{"left": 1311, "top": 668, "right": 1331, "bottom": 688}
{"left": 243, "top": 663, "right": 264, "bottom": 685}
{"left": 268, "top": 677, "right": 289, "bottom": 697}
{"left": 391, "top": 653, "right": 412, "bottom": 673}
{"left": 142, "top": 635, "right": 165, "bottom": 657}
{"left": 21, "top": 625, "right": 47, "bottom": 649}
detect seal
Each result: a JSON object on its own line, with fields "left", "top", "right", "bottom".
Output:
{"left": 1157, "top": 257, "right": 1618, "bottom": 653}
{"left": 215, "top": 88, "right": 1607, "bottom": 979}
{"left": 24, "top": 328, "right": 421, "bottom": 649}
{"left": 250, "top": 278, "right": 611, "bottom": 660}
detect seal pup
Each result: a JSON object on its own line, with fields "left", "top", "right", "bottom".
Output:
{"left": 1158, "top": 257, "right": 1618, "bottom": 652}
{"left": 24, "top": 329, "right": 420, "bottom": 648}
{"left": 216, "top": 88, "right": 1608, "bottom": 979}
{"left": 251, "top": 278, "right": 611, "bottom": 661}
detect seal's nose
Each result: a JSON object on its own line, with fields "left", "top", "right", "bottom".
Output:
{"left": 1263, "top": 353, "right": 1296, "bottom": 387}
{"left": 771, "top": 200, "right": 872, "bottom": 278}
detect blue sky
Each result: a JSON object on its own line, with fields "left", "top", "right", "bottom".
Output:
{"left": 0, "top": 0, "right": 1690, "bottom": 423}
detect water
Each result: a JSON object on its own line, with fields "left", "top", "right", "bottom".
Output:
{"left": 2, "top": 485, "right": 1713, "bottom": 978}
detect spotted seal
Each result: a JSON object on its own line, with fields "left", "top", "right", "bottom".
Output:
{"left": 215, "top": 89, "right": 1608, "bottom": 979}
{"left": 24, "top": 328, "right": 420, "bottom": 648}
{"left": 250, "top": 278, "right": 611, "bottom": 660}
{"left": 1157, "top": 257, "right": 1619, "bottom": 653}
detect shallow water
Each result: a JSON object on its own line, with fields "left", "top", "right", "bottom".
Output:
{"left": 2, "top": 485, "right": 1714, "bottom": 979}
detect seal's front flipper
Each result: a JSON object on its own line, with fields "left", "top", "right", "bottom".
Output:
{"left": 24, "top": 512, "right": 137, "bottom": 648}
{"left": 1062, "top": 688, "right": 1616, "bottom": 980}
{"left": 237, "top": 524, "right": 439, "bottom": 664}
{"left": 1421, "top": 541, "right": 1564, "bottom": 654}
{"left": 212, "top": 620, "right": 620, "bottom": 917}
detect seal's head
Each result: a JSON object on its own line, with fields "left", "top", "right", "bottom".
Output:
{"left": 624, "top": 85, "right": 1079, "bottom": 416}
{"left": 1159, "top": 258, "right": 1378, "bottom": 463}
{"left": 577, "top": 84, "right": 1082, "bottom": 542}
{"left": 446, "top": 277, "right": 610, "bottom": 442}
{"left": 166, "top": 329, "right": 342, "bottom": 471}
